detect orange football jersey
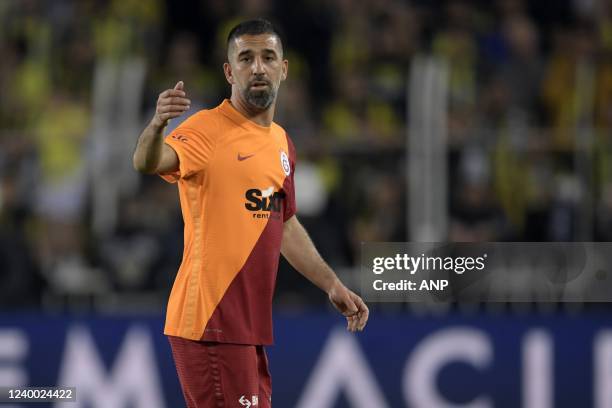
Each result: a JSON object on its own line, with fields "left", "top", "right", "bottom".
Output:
{"left": 159, "top": 99, "right": 296, "bottom": 344}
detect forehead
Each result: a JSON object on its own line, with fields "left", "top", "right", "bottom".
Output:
{"left": 230, "top": 33, "right": 282, "bottom": 55}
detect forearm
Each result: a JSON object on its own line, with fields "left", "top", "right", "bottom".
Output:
{"left": 132, "top": 120, "right": 165, "bottom": 174}
{"left": 281, "top": 217, "right": 341, "bottom": 293}
{"left": 282, "top": 216, "right": 370, "bottom": 332}
{"left": 133, "top": 81, "right": 189, "bottom": 174}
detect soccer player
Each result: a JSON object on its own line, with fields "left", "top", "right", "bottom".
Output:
{"left": 132, "top": 18, "right": 369, "bottom": 407}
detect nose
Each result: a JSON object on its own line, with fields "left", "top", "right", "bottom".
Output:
{"left": 252, "top": 56, "right": 265, "bottom": 75}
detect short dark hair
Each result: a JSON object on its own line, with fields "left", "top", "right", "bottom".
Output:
{"left": 226, "top": 18, "right": 283, "bottom": 53}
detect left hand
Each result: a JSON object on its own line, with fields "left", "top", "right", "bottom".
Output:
{"left": 328, "top": 282, "right": 370, "bottom": 332}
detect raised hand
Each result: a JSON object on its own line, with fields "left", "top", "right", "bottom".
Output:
{"left": 152, "top": 81, "right": 191, "bottom": 129}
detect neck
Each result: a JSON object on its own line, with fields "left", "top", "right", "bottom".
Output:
{"left": 230, "top": 93, "right": 275, "bottom": 127}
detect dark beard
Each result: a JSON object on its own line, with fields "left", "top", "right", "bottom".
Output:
{"left": 244, "top": 86, "right": 276, "bottom": 110}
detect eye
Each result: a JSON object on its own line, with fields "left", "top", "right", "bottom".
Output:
{"left": 240, "top": 56, "right": 251, "bottom": 62}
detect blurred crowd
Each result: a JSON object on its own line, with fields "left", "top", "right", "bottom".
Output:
{"left": 1, "top": 0, "right": 612, "bottom": 309}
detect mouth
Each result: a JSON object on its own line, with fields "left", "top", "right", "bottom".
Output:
{"left": 250, "top": 81, "right": 270, "bottom": 90}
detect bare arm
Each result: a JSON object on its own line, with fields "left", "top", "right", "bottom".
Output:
{"left": 281, "top": 215, "right": 369, "bottom": 332}
{"left": 132, "top": 81, "right": 191, "bottom": 174}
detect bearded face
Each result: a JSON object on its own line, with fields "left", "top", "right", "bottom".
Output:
{"left": 243, "top": 77, "right": 276, "bottom": 110}
{"left": 225, "top": 33, "right": 287, "bottom": 112}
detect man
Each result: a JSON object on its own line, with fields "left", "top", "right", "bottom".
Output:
{"left": 133, "top": 18, "right": 369, "bottom": 407}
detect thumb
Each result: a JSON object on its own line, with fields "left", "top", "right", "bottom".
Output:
{"left": 174, "top": 81, "right": 184, "bottom": 91}
{"left": 342, "top": 296, "right": 358, "bottom": 316}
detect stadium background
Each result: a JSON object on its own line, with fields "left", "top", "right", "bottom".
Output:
{"left": 1, "top": 0, "right": 612, "bottom": 406}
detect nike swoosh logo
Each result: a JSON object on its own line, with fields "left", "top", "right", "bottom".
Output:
{"left": 237, "top": 153, "right": 255, "bottom": 161}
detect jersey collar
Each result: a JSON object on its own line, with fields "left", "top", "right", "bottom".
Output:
{"left": 218, "top": 99, "right": 273, "bottom": 133}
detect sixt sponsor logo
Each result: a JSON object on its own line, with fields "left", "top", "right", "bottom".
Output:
{"left": 245, "top": 186, "right": 285, "bottom": 219}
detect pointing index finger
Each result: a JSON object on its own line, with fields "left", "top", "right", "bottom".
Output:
{"left": 160, "top": 89, "right": 186, "bottom": 99}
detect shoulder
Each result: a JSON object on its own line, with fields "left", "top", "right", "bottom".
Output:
{"left": 170, "top": 108, "right": 231, "bottom": 147}
{"left": 272, "top": 122, "right": 293, "bottom": 145}
{"left": 178, "top": 108, "right": 224, "bottom": 132}
{"left": 272, "top": 123, "right": 297, "bottom": 159}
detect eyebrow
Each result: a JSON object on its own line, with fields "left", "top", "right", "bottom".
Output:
{"left": 237, "top": 48, "right": 278, "bottom": 58}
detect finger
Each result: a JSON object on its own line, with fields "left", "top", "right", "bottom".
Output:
{"left": 159, "top": 97, "right": 191, "bottom": 106}
{"left": 362, "top": 304, "right": 370, "bottom": 328}
{"left": 159, "top": 89, "right": 186, "bottom": 99}
{"left": 157, "top": 112, "right": 183, "bottom": 122}
{"left": 174, "top": 80, "right": 184, "bottom": 91}
{"left": 358, "top": 306, "right": 369, "bottom": 331}
{"left": 158, "top": 105, "right": 190, "bottom": 114}
{"left": 346, "top": 315, "right": 356, "bottom": 332}
{"left": 351, "top": 315, "right": 359, "bottom": 332}
{"left": 341, "top": 296, "right": 359, "bottom": 317}
{"left": 352, "top": 316, "right": 360, "bottom": 332}
{"left": 352, "top": 295, "right": 369, "bottom": 330}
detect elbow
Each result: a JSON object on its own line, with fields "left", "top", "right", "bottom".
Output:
{"left": 132, "top": 155, "right": 156, "bottom": 174}
{"left": 132, "top": 154, "right": 145, "bottom": 173}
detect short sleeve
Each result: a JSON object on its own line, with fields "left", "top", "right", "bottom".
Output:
{"left": 158, "top": 124, "right": 214, "bottom": 183}
{"left": 283, "top": 135, "right": 297, "bottom": 222}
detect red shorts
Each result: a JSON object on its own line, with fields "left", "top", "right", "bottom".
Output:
{"left": 168, "top": 336, "right": 272, "bottom": 408}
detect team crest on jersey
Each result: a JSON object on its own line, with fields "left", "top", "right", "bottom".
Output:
{"left": 280, "top": 150, "right": 291, "bottom": 176}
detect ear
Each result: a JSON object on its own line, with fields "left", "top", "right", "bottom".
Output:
{"left": 281, "top": 59, "right": 288, "bottom": 81}
{"left": 223, "top": 62, "right": 234, "bottom": 85}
